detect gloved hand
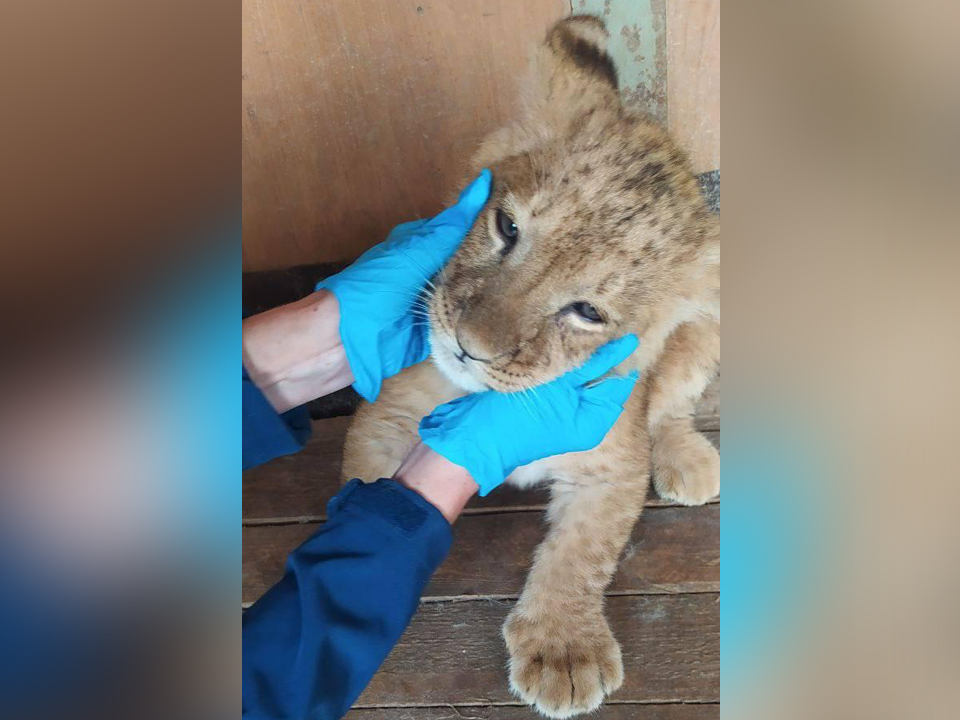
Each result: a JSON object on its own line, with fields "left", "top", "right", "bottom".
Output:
{"left": 419, "top": 335, "right": 640, "bottom": 496}
{"left": 317, "top": 170, "right": 492, "bottom": 402}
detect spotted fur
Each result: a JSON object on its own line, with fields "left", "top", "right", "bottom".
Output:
{"left": 343, "top": 16, "right": 719, "bottom": 718}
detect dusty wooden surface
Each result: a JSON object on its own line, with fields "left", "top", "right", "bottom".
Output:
{"left": 346, "top": 705, "right": 719, "bottom": 719}
{"left": 242, "top": 375, "right": 720, "bottom": 714}
{"left": 242, "top": 427, "right": 717, "bottom": 524}
{"left": 244, "top": 503, "right": 718, "bottom": 604}
{"left": 351, "top": 594, "right": 719, "bottom": 706}
{"left": 242, "top": 378, "right": 718, "bottom": 521}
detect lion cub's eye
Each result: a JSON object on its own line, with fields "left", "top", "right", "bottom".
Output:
{"left": 495, "top": 209, "right": 519, "bottom": 253}
{"left": 568, "top": 302, "right": 604, "bottom": 323}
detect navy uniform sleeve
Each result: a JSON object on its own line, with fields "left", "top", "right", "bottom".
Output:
{"left": 243, "top": 366, "right": 312, "bottom": 470}
{"left": 242, "top": 479, "right": 453, "bottom": 720}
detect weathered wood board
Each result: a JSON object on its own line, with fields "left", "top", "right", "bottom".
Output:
{"left": 346, "top": 703, "right": 720, "bottom": 719}
{"left": 243, "top": 503, "right": 719, "bottom": 605}
{"left": 353, "top": 594, "right": 719, "bottom": 705}
{"left": 242, "top": 379, "right": 719, "bottom": 522}
{"left": 667, "top": 0, "right": 720, "bottom": 172}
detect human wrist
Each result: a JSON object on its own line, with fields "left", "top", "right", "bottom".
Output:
{"left": 392, "top": 443, "right": 478, "bottom": 525}
{"left": 242, "top": 290, "right": 354, "bottom": 413}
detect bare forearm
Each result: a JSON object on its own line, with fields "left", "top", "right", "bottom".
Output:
{"left": 242, "top": 290, "right": 354, "bottom": 413}
{"left": 243, "top": 292, "right": 479, "bottom": 521}
{"left": 392, "top": 443, "right": 478, "bottom": 524}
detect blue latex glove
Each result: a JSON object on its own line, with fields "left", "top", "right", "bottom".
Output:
{"left": 317, "top": 170, "right": 492, "bottom": 402}
{"left": 419, "top": 335, "right": 640, "bottom": 496}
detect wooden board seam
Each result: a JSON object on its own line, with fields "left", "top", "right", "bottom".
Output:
{"left": 418, "top": 587, "right": 720, "bottom": 603}
{"left": 350, "top": 700, "right": 721, "bottom": 709}
{"left": 243, "top": 497, "right": 720, "bottom": 527}
{"left": 244, "top": 588, "right": 719, "bottom": 610}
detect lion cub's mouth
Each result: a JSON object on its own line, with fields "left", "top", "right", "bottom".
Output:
{"left": 427, "top": 327, "right": 495, "bottom": 393}
{"left": 426, "top": 288, "right": 542, "bottom": 393}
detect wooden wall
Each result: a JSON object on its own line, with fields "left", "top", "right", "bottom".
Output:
{"left": 242, "top": 0, "right": 569, "bottom": 271}
{"left": 243, "top": 0, "right": 719, "bottom": 271}
{"left": 667, "top": 0, "right": 720, "bottom": 172}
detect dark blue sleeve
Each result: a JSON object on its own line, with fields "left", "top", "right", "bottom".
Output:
{"left": 242, "top": 479, "right": 452, "bottom": 720}
{"left": 243, "top": 366, "right": 312, "bottom": 470}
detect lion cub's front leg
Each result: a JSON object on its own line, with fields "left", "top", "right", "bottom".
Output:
{"left": 646, "top": 317, "right": 720, "bottom": 506}
{"left": 504, "top": 443, "right": 649, "bottom": 718}
{"left": 341, "top": 361, "right": 463, "bottom": 483}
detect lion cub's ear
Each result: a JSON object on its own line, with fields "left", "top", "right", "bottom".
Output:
{"left": 521, "top": 15, "right": 622, "bottom": 133}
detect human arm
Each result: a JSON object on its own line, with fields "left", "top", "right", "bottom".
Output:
{"left": 392, "top": 441, "right": 477, "bottom": 524}
{"left": 241, "top": 445, "right": 475, "bottom": 720}
{"left": 240, "top": 171, "right": 491, "bottom": 469}
{"left": 240, "top": 291, "right": 346, "bottom": 469}
{"left": 243, "top": 290, "right": 352, "bottom": 414}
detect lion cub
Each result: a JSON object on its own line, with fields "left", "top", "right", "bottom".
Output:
{"left": 341, "top": 15, "right": 719, "bottom": 718}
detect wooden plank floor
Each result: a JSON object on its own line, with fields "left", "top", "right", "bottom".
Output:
{"left": 243, "top": 379, "right": 720, "bottom": 717}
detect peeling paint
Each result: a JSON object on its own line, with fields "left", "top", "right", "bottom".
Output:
{"left": 620, "top": 23, "right": 641, "bottom": 53}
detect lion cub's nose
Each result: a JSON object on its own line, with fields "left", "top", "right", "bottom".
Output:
{"left": 454, "top": 325, "right": 497, "bottom": 364}
{"left": 455, "top": 338, "right": 492, "bottom": 364}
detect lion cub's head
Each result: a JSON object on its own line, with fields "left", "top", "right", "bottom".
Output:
{"left": 429, "top": 16, "right": 718, "bottom": 393}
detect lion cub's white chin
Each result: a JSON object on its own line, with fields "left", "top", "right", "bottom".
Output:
{"left": 427, "top": 329, "right": 489, "bottom": 393}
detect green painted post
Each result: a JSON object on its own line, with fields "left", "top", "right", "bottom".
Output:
{"left": 574, "top": 0, "right": 667, "bottom": 123}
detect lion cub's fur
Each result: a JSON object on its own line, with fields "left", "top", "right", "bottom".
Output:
{"left": 342, "top": 16, "right": 719, "bottom": 718}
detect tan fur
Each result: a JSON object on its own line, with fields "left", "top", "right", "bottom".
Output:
{"left": 342, "top": 16, "right": 719, "bottom": 718}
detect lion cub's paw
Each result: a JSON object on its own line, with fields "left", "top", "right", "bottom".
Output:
{"left": 652, "top": 425, "right": 720, "bottom": 506}
{"left": 503, "top": 609, "right": 623, "bottom": 719}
